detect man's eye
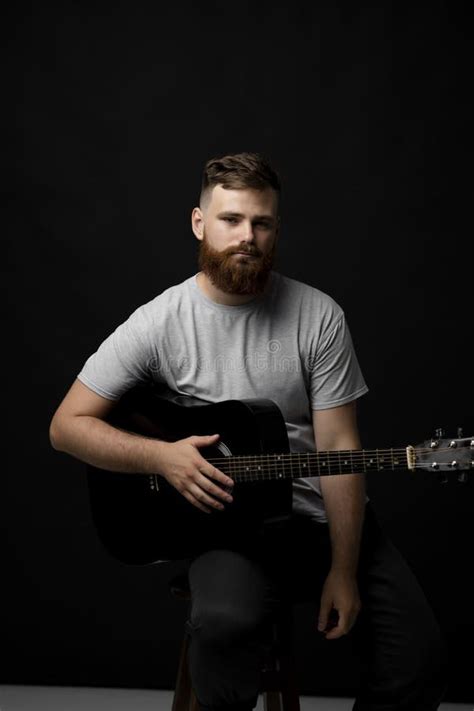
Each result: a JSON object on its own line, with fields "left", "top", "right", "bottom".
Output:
{"left": 222, "top": 217, "right": 271, "bottom": 228}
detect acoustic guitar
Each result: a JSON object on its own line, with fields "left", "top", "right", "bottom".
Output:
{"left": 86, "top": 384, "right": 473, "bottom": 565}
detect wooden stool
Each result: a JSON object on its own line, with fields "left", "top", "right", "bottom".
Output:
{"left": 169, "top": 572, "right": 300, "bottom": 711}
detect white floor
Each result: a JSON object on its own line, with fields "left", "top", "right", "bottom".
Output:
{"left": 0, "top": 686, "right": 471, "bottom": 710}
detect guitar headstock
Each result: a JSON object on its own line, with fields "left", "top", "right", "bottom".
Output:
{"left": 413, "top": 428, "right": 474, "bottom": 483}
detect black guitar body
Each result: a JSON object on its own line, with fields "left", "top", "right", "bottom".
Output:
{"left": 87, "top": 384, "right": 292, "bottom": 565}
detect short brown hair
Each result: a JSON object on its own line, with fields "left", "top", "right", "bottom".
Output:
{"left": 200, "top": 151, "right": 281, "bottom": 209}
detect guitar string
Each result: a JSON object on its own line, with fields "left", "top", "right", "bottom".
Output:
{"left": 196, "top": 466, "right": 465, "bottom": 482}
{"left": 203, "top": 449, "right": 408, "bottom": 464}
{"left": 200, "top": 463, "right": 466, "bottom": 480}
{"left": 204, "top": 446, "right": 465, "bottom": 464}
{"left": 200, "top": 447, "right": 470, "bottom": 478}
{"left": 205, "top": 454, "right": 409, "bottom": 468}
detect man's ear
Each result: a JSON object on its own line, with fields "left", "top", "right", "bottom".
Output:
{"left": 191, "top": 207, "right": 204, "bottom": 241}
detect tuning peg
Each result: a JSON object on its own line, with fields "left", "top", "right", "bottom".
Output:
{"left": 457, "top": 427, "right": 464, "bottom": 438}
{"left": 457, "top": 472, "right": 468, "bottom": 483}
{"left": 437, "top": 472, "right": 449, "bottom": 484}
{"left": 435, "top": 428, "right": 445, "bottom": 438}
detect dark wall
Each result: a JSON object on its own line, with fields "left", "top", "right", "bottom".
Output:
{"left": 6, "top": 1, "right": 473, "bottom": 702}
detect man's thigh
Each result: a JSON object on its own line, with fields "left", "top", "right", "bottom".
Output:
{"left": 186, "top": 548, "right": 281, "bottom": 638}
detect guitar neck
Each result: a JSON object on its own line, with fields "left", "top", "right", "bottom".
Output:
{"left": 209, "top": 447, "right": 414, "bottom": 483}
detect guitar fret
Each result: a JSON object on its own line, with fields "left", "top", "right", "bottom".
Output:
{"left": 276, "top": 453, "right": 283, "bottom": 480}
{"left": 341, "top": 452, "right": 348, "bottom": 474}
{"left": 377, "top": 449, "right": 384, "bottom": 470}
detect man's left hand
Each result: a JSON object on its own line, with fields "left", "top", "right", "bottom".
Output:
{"left": 317, "top": 568, "right": 361, "bottom": 640}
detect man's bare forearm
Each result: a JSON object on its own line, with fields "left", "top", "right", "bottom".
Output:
{"left": 320, "top": 473, "right": 366, "bottom": 575}
{"left": 50, "top": 415, "right": 167, "bottom": 475}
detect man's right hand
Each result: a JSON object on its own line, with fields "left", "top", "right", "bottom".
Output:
{"left": 157, "top": 433, "right": 234, "bottom": 514}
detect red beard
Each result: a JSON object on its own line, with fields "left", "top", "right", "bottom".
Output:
{"left": 197, "top": 231, "right": 276, "bottom": 296}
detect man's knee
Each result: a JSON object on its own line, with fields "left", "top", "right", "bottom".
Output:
{"left": 190, "top": 603, "right": 263, "bottom": 647}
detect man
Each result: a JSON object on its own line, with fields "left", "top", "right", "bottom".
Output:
{"left": 50, "top": 152, "right": 446, "bottom": 710}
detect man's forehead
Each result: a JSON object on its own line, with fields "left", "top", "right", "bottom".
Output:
{"left": 210, "top": 184, "right": 277, "bottom": 214}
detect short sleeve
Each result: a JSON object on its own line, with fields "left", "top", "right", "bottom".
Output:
{"left": 77, "top": 304, "right": 155, "bottom": 401}
{"left": 308, "top": 312, "right": 368, "bottom": 410}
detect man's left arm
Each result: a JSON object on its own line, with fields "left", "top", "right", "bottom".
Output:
{"left": 312, "top": 400, "right": 366, "bottom": 640}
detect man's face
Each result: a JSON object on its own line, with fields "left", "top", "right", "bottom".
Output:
{"left": 193, "top": 185, "right": 280, "bottom": 296}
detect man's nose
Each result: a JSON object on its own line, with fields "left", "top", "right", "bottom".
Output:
{"left": 240, "top": 221, "right": 256, "bottom": 240}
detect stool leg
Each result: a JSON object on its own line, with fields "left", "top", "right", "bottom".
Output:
{"left": 262, "top": 620, "right": 284, "bottom": 711}
{"left": 172, "top": 632, "right": 193, "bottom": 711}
{"left": 189, "top": 688, "right": 201, "bottom": 711}
{"left": 264, "top": 689, "right": 283, "bottom": 711}
{"left": 262, "top": 649, "right": 299, "bottom": 711}
{"left": 274, "top": 609, "right": 300, "bottom": 711}
{"left": 279, "top": 651, "right": 300, "bottom": 711}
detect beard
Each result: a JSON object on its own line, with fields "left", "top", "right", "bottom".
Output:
{"left": 197, "top": 228, "right": 277, "bottom": 296}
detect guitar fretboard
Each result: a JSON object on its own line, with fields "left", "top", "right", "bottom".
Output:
{"left": 209, "top": 448, "right": 411, "bottom": 483}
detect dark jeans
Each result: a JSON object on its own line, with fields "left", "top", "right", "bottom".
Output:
{"left": 184, "top": 503, "right": 447, "bottom": 711}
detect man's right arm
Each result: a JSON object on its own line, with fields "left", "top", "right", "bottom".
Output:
{"left": 49, "top": 379, "right": 234, "bottom": 513}
{"left": 49, "top": 379, "right": 167, "bottom": 474}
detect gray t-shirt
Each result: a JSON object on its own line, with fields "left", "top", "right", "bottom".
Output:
{"left": 77, "top": 270, "right": 369, "bottom": 523}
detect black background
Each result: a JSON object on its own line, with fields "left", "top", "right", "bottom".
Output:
{"left": 5, "top": 1, "right": 473, "bottom": 703}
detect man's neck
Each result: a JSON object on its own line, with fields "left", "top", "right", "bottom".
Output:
{"left": 196, "top": 271, "right": 268, "bottom": 306}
